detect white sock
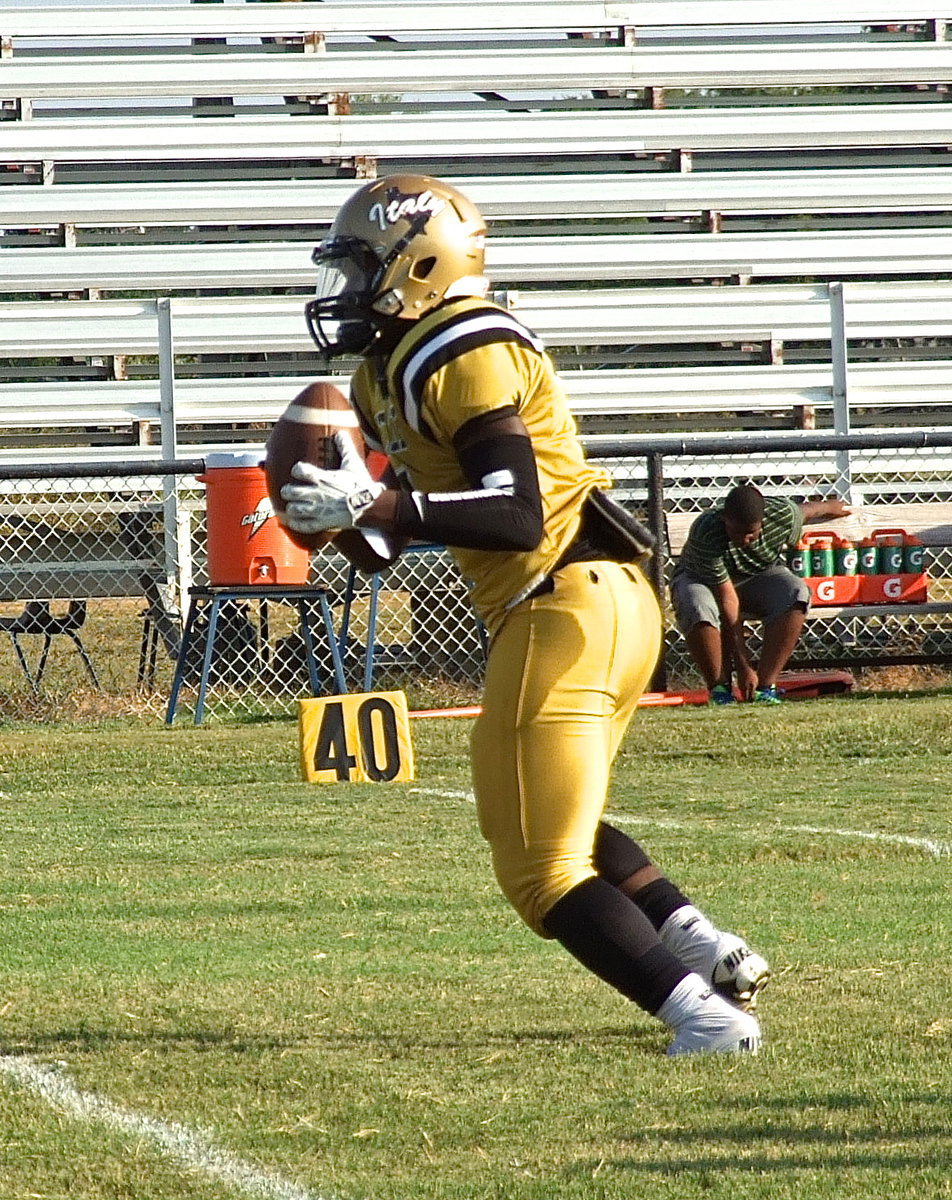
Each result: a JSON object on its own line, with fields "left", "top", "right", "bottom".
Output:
{"left": 655, "top": 973, "right": 714, "bottom": 1030}
{"left": 658, "top": 904, "right": 723, "bottom": 975}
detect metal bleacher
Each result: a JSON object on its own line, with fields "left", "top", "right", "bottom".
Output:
{"left": 3, "top": 277, "right": 952, "bottom": 462}
{"left": 2, "top": 3, "right": 952, "bottom": 454}
{"left": 1, "top": 3, "right": 946, "bottom": 36}
{"left": 8, "top": 227, "right": 952, "bottom": 292}
{"left": 4, "top": 360, "right": 952, "bottom": 458}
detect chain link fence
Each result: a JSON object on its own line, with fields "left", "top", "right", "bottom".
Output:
{"left": 0, "top": 461, "right": 485, "bottom": 722}
{"left": 2, "top": 431, "right": 951, "bottom": 721}
{"left": 603, "top": 429, "right": 952, "bottom": 684}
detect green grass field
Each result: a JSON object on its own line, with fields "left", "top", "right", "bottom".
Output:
{"left": 0, "top": 691, "right": 949, "bottom": 1200}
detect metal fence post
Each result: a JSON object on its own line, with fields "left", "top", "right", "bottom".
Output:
{"left": 157, "top": 298, "right": 191, "bottom": 610}
{"left": 645, "top": 451, "right": 668, "bottom": 692}
{"left": 829, "top": 281, "right": 853, "bottom": 500}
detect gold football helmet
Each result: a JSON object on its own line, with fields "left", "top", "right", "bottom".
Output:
{"left": 305, "top": 174, "right": 488, "bottom": 357}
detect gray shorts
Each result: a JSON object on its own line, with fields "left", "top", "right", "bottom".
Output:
{"left": 671, "top": 565, "right": 811, "bottom": 635}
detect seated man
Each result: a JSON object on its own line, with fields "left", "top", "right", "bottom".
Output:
{"left": 671, "top": 484, "right": 852, "bottom": 704}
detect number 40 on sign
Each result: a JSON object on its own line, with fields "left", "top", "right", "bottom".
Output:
{"left": 298, "top": 691, "right": 415, "bottom": 783}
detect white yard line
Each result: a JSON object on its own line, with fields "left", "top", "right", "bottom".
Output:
{"left": 417, "top": 789, "right": 951, "bottom": 857}
{"left": 0, "top": 1055, "right": 329, "bottom": 1200}
{"left": 783, "top": 823, "right": 952, "bottom": 858}
{"left": 610, "top": 814, "right": 952, "bottom": 858}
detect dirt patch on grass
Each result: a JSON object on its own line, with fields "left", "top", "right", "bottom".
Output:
{"left": 852, "top": 664, "right": 952, "bottom": 693}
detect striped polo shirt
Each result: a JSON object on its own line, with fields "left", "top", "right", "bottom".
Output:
{"left": 674, "top": 495, "right": 802, "bottom": 586}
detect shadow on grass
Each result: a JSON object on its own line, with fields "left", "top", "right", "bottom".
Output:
{"left": 297, "top": 1023, "right": 664, "bottom": 1058}
{"left": 565, "top": 1147, "right": 948, "bottom": 1179}
{"left": 722, "top": 1088, "right": 951, "bottom": 1112}
{"left": 13, "top": 1025, "right": 301, "bottom": 1056}
{"left": 838, "top": 685, "right": 952, "bottom": 703}
{"left": 627, "top": 1111, "right": 952, "bottom": 1146}
{"left": 566, "top": 1087, "right": 952, "bottom": 1177}
{"left": 12, "top": 1020, "right": 662, "bottom": 1060}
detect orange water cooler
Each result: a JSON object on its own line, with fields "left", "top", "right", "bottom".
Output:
{"left": 198, "top": 451, "right": 310, "bottom": 585}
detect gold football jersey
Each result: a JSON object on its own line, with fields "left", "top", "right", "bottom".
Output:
{"left": 349, "top": 297, "right": 610, "bottom": 634}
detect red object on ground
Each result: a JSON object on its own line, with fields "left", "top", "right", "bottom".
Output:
{"left": 409, "top": 670, "right": 855, "bottom": 717}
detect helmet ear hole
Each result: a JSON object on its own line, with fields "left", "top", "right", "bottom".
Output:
{"left": 411, "top": 256, "right": 437, "bottom": 281}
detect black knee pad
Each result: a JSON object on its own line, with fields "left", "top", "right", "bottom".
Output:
{"left": 594, "top": 821, "right": 652, "bottom": 885}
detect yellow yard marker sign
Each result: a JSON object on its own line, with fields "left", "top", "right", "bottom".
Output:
{"left": 298, "top": 690, "right": 415, "bottom": 783}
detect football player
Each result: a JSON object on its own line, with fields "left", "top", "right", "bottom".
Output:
{"left": 281, "top": 174, "right": 768, "bottom": 1055}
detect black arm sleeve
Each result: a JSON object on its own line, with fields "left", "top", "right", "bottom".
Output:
{"left": 389, "top": 413, "right": 544, "bottom": 552}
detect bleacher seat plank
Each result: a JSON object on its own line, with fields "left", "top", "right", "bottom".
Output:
{"left": 6, "top": 228, "right": 952, "bottom": 292}
{"left": 3, "top": 106, "right": 952, "bottom": 169}
{"left": 1, "top": 3, "right": 646, "bottom": 39}
{"left": 3, "top": 3, "right": 948, "bottom": 40}
{"left": 4, "top": 361, "right": 952, "bottom": 433}
{"left": 8, "top": 44, "right": 952, "bottom": 99}
{"left": 3, "top": 280, "right": 952, "bottom": 356}
{"left": 0, "top": 168, "right": 945, "bottom": 228}
{"left": 6, "top": 169, "right": 952, "bottom": 230}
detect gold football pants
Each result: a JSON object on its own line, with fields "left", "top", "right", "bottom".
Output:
{"left": 471, "top": 560, "right": 663, "bottom": 936}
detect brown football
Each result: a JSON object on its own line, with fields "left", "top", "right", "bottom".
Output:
{"left": 264, "top": 380, "right": 364, "bottom": 552}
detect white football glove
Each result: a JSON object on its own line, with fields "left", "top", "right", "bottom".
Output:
{"left": 332, "top": 430, "right": 371, "bottom": 477}
{"left": 281, "top": 439, "right": 384, "bottom": 533}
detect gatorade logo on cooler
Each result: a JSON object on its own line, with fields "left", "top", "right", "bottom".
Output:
{"left": 240, "top": 496, "right": 275, "bottom": 540}
{"left": 883, "top": 576, "right": 903, "bottom": 600}
{"left": 817, "top": 578, "right": 837, "bottom": 602}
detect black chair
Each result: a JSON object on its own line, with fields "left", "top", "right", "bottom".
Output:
{"left": 0, "top": 600, "right": 100, "bottom": 691}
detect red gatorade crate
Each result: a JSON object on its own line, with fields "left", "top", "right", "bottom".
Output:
{"left": 802, "top": 531, "right": 860, "bottom": 605}
{"left": 857, "top": 572, "right": 928, "bottom": 603}
{"left": 806, "top": 575, "right": 861, "bottom": 606}
{"left": 856, "top": 529, "right": 928, "bottom": 603}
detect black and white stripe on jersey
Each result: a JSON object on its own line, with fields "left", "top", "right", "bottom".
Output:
{"left": 352, "top": 402, "right": 384, "bottom": 452}
{"left": 392, "top": 307, "right": 545, "bottom": 439}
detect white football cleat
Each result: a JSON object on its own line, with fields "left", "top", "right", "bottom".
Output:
{"left": 658, "top": 906, "right": 771, "bottom": 1011}
{"left": 711, "top": 935, "right": 771, "bottom": 1011}
{"left": 657, "top": 974, "right": 763, "bottom": 1060}
{"left": 662, "top": 988, "right": 758, "bottom": 1056}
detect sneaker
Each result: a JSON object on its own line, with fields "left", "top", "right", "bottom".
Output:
{"left": 708, "top": 683, "right": 736, "bottom": 706}
{"left": 658, "top": 906, "right": 771, "bottom": 1011}
{"left": 752, "top": 685, "right": 782, "bottom": 704}
{"left": 659, "top": 978, "right": 762, "bottom": 1057}
{"left": 710, "top": 935, "right": 771, "bottom": 1011}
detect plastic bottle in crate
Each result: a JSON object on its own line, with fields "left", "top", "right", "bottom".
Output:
{"left": 879, "top": 535, "right": 904, "bottom": 574}
{"left": 809, "top": 537, "right": 834, "bottom": 577}
{"left": 903, "top": 534, "right": 925, "bottom": 574}
{"left": 834, "top": 535, "right": 857, "bottom": 576}
{"left": 858, "top": 537, "right": 879, "bottom": 574}
{"left": 787, "top": 538, "right": 810, "bottom": 577}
